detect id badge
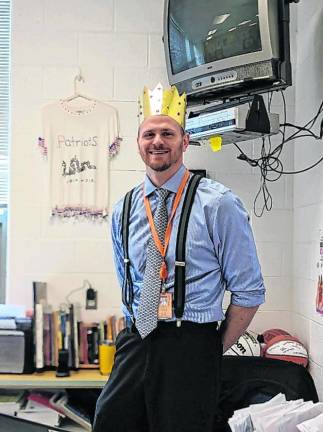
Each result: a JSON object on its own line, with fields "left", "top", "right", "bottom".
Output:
{"left": 158, "top": 292, "right": 173, "bottom": 319}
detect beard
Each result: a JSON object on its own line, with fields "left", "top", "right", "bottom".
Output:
{"left": 139, "top": 144, "right": 182, "bottom": 173}
{"left": 149, "top": 161, "right": 172, "bottom": 172}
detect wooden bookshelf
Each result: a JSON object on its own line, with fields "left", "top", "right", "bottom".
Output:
{"left": 0, "top": 369, "right": 108, "bottom": 389}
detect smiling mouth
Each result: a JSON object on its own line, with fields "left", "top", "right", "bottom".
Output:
{"left": 148, "top": 150, "right": 169, "bottom": 155}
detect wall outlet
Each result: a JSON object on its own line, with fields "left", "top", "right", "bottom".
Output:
{"left": 86, "top": 287, "right": 97, "bottom": 309}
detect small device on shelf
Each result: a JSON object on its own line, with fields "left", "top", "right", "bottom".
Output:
{"left": 56, "top": 349, "right": 70, "bottom": 378}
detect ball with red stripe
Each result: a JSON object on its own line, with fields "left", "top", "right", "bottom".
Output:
{"left": 263, "top": 335, "right": 309, "bottom": 367}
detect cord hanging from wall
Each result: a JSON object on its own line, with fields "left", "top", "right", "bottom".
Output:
{"left": 234, "top": 93, "right": 323, "bottom": 217}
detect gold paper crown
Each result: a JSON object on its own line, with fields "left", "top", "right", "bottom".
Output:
{"left": 138, "top": 83, "right": 187, "bottom": 128}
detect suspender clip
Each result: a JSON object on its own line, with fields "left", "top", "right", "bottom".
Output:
{"left": 175, "top": 260, "right": 185, "bottom": 267}
{"left": 176, "top": 319, "right": 182, "bottom": 328}
{"left": 124, "top": 258, "right": 130, "bottom": 263}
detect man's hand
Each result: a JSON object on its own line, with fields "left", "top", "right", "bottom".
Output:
{"left": 220, "top": 304, "right": 259, "bottom": 353}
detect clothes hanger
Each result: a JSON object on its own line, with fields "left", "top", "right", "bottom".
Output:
{"left": 63, "top": 69, "right": 94, "bottom": 103}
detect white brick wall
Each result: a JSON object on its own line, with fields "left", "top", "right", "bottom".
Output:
{"left": 9, "top": 0, "right": 294, "bottom": 332}
{"left": 292, "top": 0, "right": 323, "bottom": 399}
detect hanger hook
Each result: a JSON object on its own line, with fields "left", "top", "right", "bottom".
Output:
{"left": 74, "top": 68, "right": 85, "bottom": 94}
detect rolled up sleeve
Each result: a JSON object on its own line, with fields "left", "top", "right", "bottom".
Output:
{"left": 214, "top": 192, "right": 265, "bottom": 307}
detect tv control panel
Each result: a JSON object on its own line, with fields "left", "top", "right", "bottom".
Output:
{"left": 192, "top": 70, "right": 238, "bottom": 91}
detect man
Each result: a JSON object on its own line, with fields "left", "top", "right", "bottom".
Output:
{"left": 93, "top": 84, "right": 265, "bottom": 432}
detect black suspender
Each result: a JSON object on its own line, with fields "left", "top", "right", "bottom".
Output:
{"left": 121, "top": 188, "right": 135, "bottom": 319}
{"left": 174, "top": 174, "right": 202, "bottom": 320}
{"left": 121, "top": 174, "right": 203, "bottom": 322}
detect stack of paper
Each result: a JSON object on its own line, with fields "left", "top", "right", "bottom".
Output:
{"left": 229, "top": 393, "right": 285, "bottom": 431}
{"left": 0, "top": 318, "right": 16, "bottom": 330}
{"left": 229, "top": 394, "right": 323, "bottom": 432}
{"left": 0, "top": 304, "right": 26, "bottom": 319}
{"left": 0, "top": 391, "right": 25, "bottom": 416}
{"left": 253, "top": 399, "right": 309, "bottom": 431}
{"left": 297, "top": 412, "right": 323, "bottom": 431}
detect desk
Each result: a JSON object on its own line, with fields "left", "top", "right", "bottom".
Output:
{"left": 0, "top": 370, "right": 108, "bottom": 389}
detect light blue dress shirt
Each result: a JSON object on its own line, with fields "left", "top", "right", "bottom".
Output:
{"left": 111, "top": 164, "right": 265, "bottom": 323}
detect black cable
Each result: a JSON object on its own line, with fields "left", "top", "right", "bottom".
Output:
{"left": 250, "top": 98, "right": 322, "bottom": 171}
{"left": 280, "top": 123, "right": 322, "bottom": 139}
{"left": 281, "top": 90, "right": 287, "bottom": 145}
{"left": 271, "top": 153, "right": 323, "bottom": 175}
{"left": 234, "top": 94, "right": 323, "bottom": 215}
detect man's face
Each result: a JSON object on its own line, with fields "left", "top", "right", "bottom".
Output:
{"left": 137, "top": 115, "right": 189, "bottom": 173}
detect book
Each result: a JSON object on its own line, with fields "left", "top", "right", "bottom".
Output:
{"left": 51, "top": 393, "right": 91, "bottom": 431}
{"left": 17, "top": 398, "right": 63, "bottom": 427}
{"left": 32, "top": 281, "right": 47, "bottom": 306}
{"left": 52, "top": 310, "right": 61, "bottom": 367}
{"left": 35, "top": 303, "right": 44, "bottom": 370}
{"left": 92, "top": 326, "right": 99, "bottom": 365}
{"left": 79, "top": 322, "right": 99, "bottom": 368}
{"left": 27, "top": 391, "right": 65, "bottom": 414}
{"left": 79, "top": 322, "right": 89, "bottom": 366}
{"left": 50, "top": 312, "right": 56, "bottom": 367}
{"left": 43, "top": 309, "right": 52, "bottom": 367}
{"left": 87, "top": 326, "right": 96, "bottom": 364}
{"left": 107, "top": 315, "right": 117, "bottom": 342}
{"left": 69, "top": 304, "right": 80, "bottom": 370}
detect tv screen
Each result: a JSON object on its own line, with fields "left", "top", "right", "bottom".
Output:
{"left": 169, "top": 0, "right": 262, "bottom": 75}
{"left": 164, "top": 0, "right": 292, "bottom": 102}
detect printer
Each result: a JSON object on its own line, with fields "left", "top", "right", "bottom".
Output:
{"left": 0, "top": 317, "right": 34, "bottom": 374}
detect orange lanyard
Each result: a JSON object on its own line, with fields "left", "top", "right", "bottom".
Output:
{"left": 144, "top": 170, "right": 190, "bottom": 282}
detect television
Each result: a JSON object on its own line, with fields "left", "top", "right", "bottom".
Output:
{"left": 163, "top": 0, "right": 292, "bottom": 104}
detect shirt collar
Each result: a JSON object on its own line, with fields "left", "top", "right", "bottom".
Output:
{"left": 144, "top": 165, "right": 187, "bottom": 197}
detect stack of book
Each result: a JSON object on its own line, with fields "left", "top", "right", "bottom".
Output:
{"left": 33, "top": 282, "right": 125, "bottom": 371}
{"left": 11, "top": 390, "right": 92, "bottom": 431}
{"left": 17, "top": 397, "right": 63, "bottom": 428}
{"left": 35, "top": 305, "right": 125, "bottom": 371}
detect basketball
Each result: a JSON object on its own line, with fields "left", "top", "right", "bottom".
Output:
{"left": 263, "top": 335, "right": 309, "bottom": 367}
{"left": 261, "top": 328, "right": 292, "bottom": 344}
{"left": 224, "top": 331, "right": 261, "bottom": 356}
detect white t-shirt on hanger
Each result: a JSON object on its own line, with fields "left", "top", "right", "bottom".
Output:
{"left": 40, "top": 99, "right": 121, "bottom": 219}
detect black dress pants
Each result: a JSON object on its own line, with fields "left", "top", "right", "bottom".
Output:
{"left": 93, "top": 321, "right": 222, "bottom": 432}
